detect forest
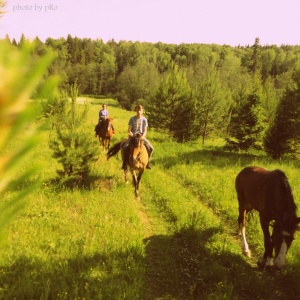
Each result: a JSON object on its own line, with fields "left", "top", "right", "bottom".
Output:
{"left": 4, "top": 34, "right": 300, "bottom": 157}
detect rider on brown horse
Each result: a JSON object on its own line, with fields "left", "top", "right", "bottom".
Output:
{"left": 95, "top": 104, "right": 115, "bottom": 136}
{"left": 122, "top": 104, "right": 153, "bottom": 170}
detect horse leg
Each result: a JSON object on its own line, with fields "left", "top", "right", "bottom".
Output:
{"left": 124, "top": 167, "right": 129, "bottom": 183}
{"left": 131, "top": 171, "right": 139, "bottom": 197}
{"left": 257, "top": 217, "right": 274, "bottom": 268}
{"left": 136, "top": 171, "right": 143, "bottom": 196}
{"left": 238, "top": 205, "right": 251, "bottom": 257}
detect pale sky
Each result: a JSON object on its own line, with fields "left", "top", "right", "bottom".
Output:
{"left": 1, "top": 0, "right": 300, "bottom": 46}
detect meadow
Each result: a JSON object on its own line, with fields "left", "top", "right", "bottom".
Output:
{"left": 0, "top": 98, "right": 300, "bottom": 300}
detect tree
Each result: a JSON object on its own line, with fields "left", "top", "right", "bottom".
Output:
{"left": 226, "top": 87, "right": 265, "bottom": 151}
{"left": 249, "top": 37, "right": 262, "bottom": 76}
{"left": 261, "top": 76, "right": 279, "bottom": 123}
{"left": 194, "top": 68, "right": 230, "bottom": 144}
{"left": 49, "top": 82, "right": 99, "bottom": 185}
{"left": 264, "top": 84, "right": 300, "bottom": 159}
{"left": 148, "top": 64, "right": 194, "bottom": 142}
{"left": 226, "top": 38, "right": 266, "bottom": 151}
{"left": 116, "top": 58, "right": 159, "bottom": 110}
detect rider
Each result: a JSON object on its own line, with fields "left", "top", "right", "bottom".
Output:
{"left": 95, "top": 104, "right": 115, "bottom": 136}
{"left": 99, "top": 104, "right": 108, "bottom": 127}
{"left": 122, "top": 104, "right": 154, "bottom": 170}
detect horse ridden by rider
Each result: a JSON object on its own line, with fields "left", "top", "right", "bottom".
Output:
{"left": 95, "top": 104, "right": 115, "bottom": 150}
{"left": 107, "top": 104, "right": 154, "bottom": 197}
{"left": 95, "top": 117, "right": 114, "bottom": 150}
{"left": 122, "top": 104, "right": 153, "bottom": 170}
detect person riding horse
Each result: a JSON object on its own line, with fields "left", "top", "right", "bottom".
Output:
{"left": 95, "top": 104, "right": 115, "bottom": 136}
{"left": 122, "top": 104, "right": 153, "bottom": 170}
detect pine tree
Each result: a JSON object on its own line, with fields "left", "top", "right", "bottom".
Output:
{"left": 195, "top": 68, "right": 230, "bottom": 144}
{"left": 49, "top": 82, "right": 99, "bottom": 185}
{"left": 226, "top": 87, "right": 265, "bottom": 150}
{"left": 226, "top": 38, "right": 266, "bottom": 151}
{"left": 264, "top": 87, "right": 300, "bottom": 159}
{"left": 148, "top": 64, "right": 195, "bottom": 142}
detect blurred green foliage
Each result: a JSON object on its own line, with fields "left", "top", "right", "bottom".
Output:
{"left": 0, "top": 40, "right": 56, "bottom": 243}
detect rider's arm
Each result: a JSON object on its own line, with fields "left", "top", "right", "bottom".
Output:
{"left": 142, "top": 126, "right": 147, "bottom": 138}
{"left": 128, "top": 125, "right": 133, "bottom": 136}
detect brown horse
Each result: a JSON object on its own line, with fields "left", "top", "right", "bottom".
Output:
{"left": 107, "top": 133, "right": 149, "bottom": 198}
{"left": 95, "top": 118, "right": 113, "bottom": 150}
{"left": 235, "top": 166, "right": 300, "bottom": 269}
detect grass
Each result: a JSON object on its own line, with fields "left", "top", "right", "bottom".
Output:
{"left": 1, "top": 98, "right": 300, "bottom": 299}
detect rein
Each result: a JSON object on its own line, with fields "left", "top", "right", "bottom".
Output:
{"left": 132, "top": 144, "right": 142, "bottom": 163}
{"left": 131, "top": 136, "right": 143, "bottom": 163}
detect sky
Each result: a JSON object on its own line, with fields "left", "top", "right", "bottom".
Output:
{"left": 1, "top": 0, "right": 300, "bottom": 46}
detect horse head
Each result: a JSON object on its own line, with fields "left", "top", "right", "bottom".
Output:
{"left": 130, "top": 133, "right": 143, "bottom": 162}
{"left": 272, "top": 216, "right": 300, "bottom": 268}
{"left": 131, "top": 133, "right": 143, "bottom": 147}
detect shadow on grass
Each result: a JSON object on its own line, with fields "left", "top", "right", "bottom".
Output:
{"left": 1, "top": 228, "right": 299, "bottom": 299}
{"left": 143, "top": 226, "right": 300, "bottom": 300}
{"left": 0, "top": 248, "right": 144, "bottom": 299}
{"left": 155, "top": 148, "right": 267, "bottom": 170}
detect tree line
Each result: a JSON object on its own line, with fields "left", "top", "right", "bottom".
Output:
{"left": 4, "top": 34, "right": 300, "bottom": 158}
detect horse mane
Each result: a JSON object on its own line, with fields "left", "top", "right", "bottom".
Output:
{"left": 272, "top": 169, "right": 298, "bottom": 230}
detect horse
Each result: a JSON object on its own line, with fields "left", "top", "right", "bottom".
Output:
{"left": 95, "top": 118, "right": 113, "bottom": 150}
{"left": 235, "top": 166, "right": 300, "bottom": 269}
{"left": 107, "top": 133, "right": 149, "bottom": 198}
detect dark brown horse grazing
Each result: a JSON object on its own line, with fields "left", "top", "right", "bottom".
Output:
{"left": 235, "top": 166, "right": 300, "bottom": 269}
{"left": 95, "top": 118, "right": 113, "bottom": 150}
{"left": 107, "top": 133, "right": 149, "bottom": 198}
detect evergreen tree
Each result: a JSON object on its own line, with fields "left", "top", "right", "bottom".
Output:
{"left": 261, "top": 76, "right": 279, "bottom": 123}
{"left": 264, "top": 85, "right": 300, "bottom": 159}
{"left": 148, "top": 64, "right": 194, "bottom": 142}
{"left": 194, "top": 68, "right": 230, "bottom": 144}
{"left": 226, "top": 38, "right": 266, "bottom": 151}
{"left": 49, "top": 82, "right": 99, "bottom": 185}
{"left": 249, "top": 37, "right": 262, "bottom": 75}
{"left": 226, "top": 88, "right": 265, "bottom": 150}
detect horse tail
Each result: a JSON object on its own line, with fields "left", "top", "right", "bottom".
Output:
{"left": 107, "top": 141, "right": 122, "bottom": 160}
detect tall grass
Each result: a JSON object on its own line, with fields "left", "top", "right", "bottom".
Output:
{"left": 0, "top": 99, "right": 300, "bottom": 299}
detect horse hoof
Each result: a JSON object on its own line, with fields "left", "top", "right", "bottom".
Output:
{"left": 257, "top": 260, "right": 265, "bottom": 268}
{"left": 243, "top": 249, "right": 251, "bottom": 258}
{"left": 257, "top": 256, "right": 268, "bottom": 268}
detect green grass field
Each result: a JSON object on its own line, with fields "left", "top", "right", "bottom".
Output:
{"left": 1, "top": 98, "right": 300, "bottom": 299}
